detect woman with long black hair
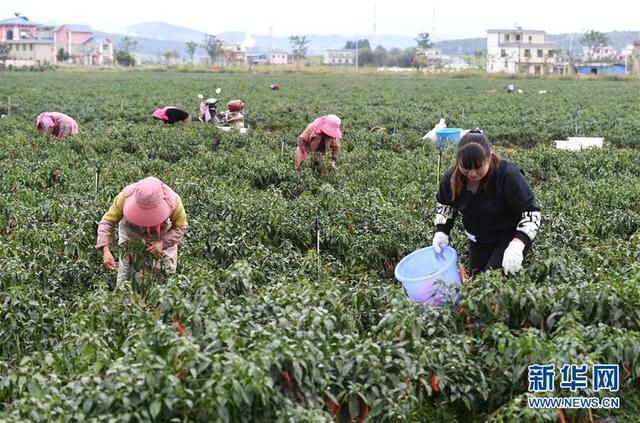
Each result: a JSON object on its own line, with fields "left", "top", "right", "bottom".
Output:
{"left": 431, "top": 130, "right": 541, "bottom": 275}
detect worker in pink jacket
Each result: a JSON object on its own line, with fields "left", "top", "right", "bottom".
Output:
{"left": 96, "top": 176, "right": 188, "bottom": 287}
{"left": 36, "top": 112, "right": 78, "bottom": 140}
{"left": 295, "top": 114, "right": 342, "bottom": 173}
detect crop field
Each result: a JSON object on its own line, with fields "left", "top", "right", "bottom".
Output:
{"left": 0, "top": 71, "right": 639, "bottom": 422}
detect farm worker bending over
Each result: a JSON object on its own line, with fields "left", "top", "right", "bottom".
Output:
{"left": 36, "top": 112, "right": 78, "bottom": 140}
{"left": 152, "top": 106, "right": 192, "bottom": 126}
{"left": 295, "top": 114, "right": 342, "bottom": 172}
{"left": 432, "top": 130, "right": 541, "bottom": 275}
{"left": 96, "top": 176, "right": 188, "bottom": 285}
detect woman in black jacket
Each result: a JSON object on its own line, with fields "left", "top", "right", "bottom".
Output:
{"left": 432, "top": 130, "right": 541, "bottom": 275}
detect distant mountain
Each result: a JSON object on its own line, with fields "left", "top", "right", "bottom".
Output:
{"left": 103, "top": 22, "right": 419, "bottom": 56}
{"left": 434, "top": 38, "right": 486, "bottom": 55}
{"left": 546, "top": 31, "right": 639, "bottom": 56}
{"left": 127, "top": 22, "right": 206, "bottom": 43}
{"left": 99, "top": 22, "right": 640, "bottom": 60}
{"left": 95, "top": 31, "right": 196, "bottom": 58}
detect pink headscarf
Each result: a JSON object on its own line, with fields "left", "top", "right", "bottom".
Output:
{"left": 36, "top": 113, "right": 55, "bottom": 129}
{"left": 310, "top": 114, "right": 342, "bottom": 139}
{"left": 152, "top": 107, "right": 169, "bottom": 122}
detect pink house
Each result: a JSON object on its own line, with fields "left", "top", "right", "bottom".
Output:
{"left": 51, "top": 24, "right": 113, "bottom": 65}
{"left": 0, "top": 16, "right": 54, "bottom": 65}
{"left": 82, "top": 36, "right": 114, "bottom": 65}
{"left": 0, "top": 16, "right": 39, "bottom": 41}
{"left": 0, "top": 16, "right": 113, "bottom": 66}
{"left": 53, "top": 24, "right": 91, "bottom": 62}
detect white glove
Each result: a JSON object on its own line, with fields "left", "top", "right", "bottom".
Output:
{"left": 432, "top": 231, "right": 449, "bottom": 254}
{"left": 502, "top": 240, "right": 525, "bottom": 274}
{"left": 423, "top": 118, "right": 446, "bottom": 142}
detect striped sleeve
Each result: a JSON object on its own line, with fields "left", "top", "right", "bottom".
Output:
{"left": 434, "top": 169, "right": 457, "bottom": 234}
{"left": 515, "top": 210, "right": 542, "bottom": 243}
{"left": 503, "top": 165, "right": 541, "bottom": 244}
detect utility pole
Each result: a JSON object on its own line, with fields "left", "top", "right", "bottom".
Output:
{"left": 372, "top": 3, "right": 377, "bottom": 49}
{"left": 355, "top": 35, "right": 358, "bottom": 68}
{"left": 269, "top": 18, "right": 274, "bottom": 53}
{"left": 432, "top": 8, "right": 436, "bottom": 43}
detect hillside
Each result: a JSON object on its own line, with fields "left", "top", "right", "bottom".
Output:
{"left": 102, "top": 22, "right": 640, "bottom": 59}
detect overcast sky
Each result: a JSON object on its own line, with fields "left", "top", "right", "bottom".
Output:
{"left": 3, "top": 1, "right": 640, "bottom": 40}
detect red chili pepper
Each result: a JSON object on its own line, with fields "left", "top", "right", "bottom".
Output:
{"left": 325, "top": 396, "right": 339, "bottom": 417}
{"left": 384, "top": 256, "right": 393, "bottom": 275}
{"left": 403, "top": 375, "right": 409, "bottom": 397}
{"left": 622, "top": 366, "right": 631, "bottom": 382}
{"left": 356, "top": 396, "right": 368, "bottom": 423}
{"left": 173, "top": 316, "right": 185, "bottom": 336}
{"left": 458, "top": 265, "right": 466, "bottom": 285}
{"left": 465, "top": 315, "right": 474, "bottom": 336}
{"left": 458, "top": 307, "right": 465, "bottom": 316}
{"left": 558, "top": 408, "right": 566, "bottom": 423}
{"left": 282, "top": 369, "right": 293, "bottom": 392}
{"left": 430, "top": 373, "right": 440, "bottom": 393}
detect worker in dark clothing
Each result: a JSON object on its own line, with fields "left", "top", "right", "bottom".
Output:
{"left": 431, "top": 130, "right": 541, "bottom": 275}
{"left": 152, "top": 106, "right": 192, "bottom": 126}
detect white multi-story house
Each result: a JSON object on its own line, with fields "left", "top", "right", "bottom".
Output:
{"left": 323, "top": 49, "right": 355, "bottom": 66}
{"left": 633, "top": 41, "right": 640, "bottom": 75}
{"left": 269, "top": 49, "right": 290, "bottom": 65}
{"left": 582, "top": 45, "right": 618, "bottom": 61}
{"left": 486, "top": 28, "right": 562, "bottom": 74}
{"left": 221, "top": 42, "right": 245, "bottom": 65}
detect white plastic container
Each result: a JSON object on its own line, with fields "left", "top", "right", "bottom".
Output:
{"left": 555, "top": 137, "right": 604, "bottom": 151}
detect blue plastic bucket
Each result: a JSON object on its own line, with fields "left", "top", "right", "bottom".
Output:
{"left": 435, "top": 128, "right": 462, "bottom": 151}
{"left": 394, "top": 245, "right": 462, "bottom": 305}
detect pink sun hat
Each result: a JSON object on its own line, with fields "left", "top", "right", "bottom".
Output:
{"left": 312, "top": 114, "right": 342, "bottom": 139}
{"left": 122, "top": 177, "right": 176, "bottom": 227}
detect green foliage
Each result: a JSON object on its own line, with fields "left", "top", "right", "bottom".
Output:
{"left": 0, "top": 42, "right": 10, "bottom": 67}
{"left": 416, "top": 32, "right": 433, "bottom": 51}
{"left": 580, "top": 30, "right": 609, "bottom": 60}
{"left": 56, "top": 48, "right": 69, "bottom": 63}
{"left": 119, "top": 36, "right": 137, "bottom": 53}
{"left": 202, "top": 34, "right": 222, "bottom": 66}
{"left": 0, "top": 72, "right": 638, "bottom": 422}
{"left": 344, "top": 39, "right": 370, "bottom": 50}
{"left": 289, "top": 36, "right": 309, "bottom": 62}
{"left": 185, "top": 41, "right": 199, "bottom": 64}
{"left": 114, "top": 50, "right": 136, "bottom": 67}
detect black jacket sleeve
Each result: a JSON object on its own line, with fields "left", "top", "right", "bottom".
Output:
{"left": 501, "top": 163, "right": 541, "bottom": 245}
{"left": 165, "top": 108, "right": 190, "bottom": 124}
{"left": 434, "top": 167, "right": 458, "bottom": 235}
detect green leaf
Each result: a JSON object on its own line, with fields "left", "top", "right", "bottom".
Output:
{"left": 150, "top": 400, "right": 161, "bottom": 419}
